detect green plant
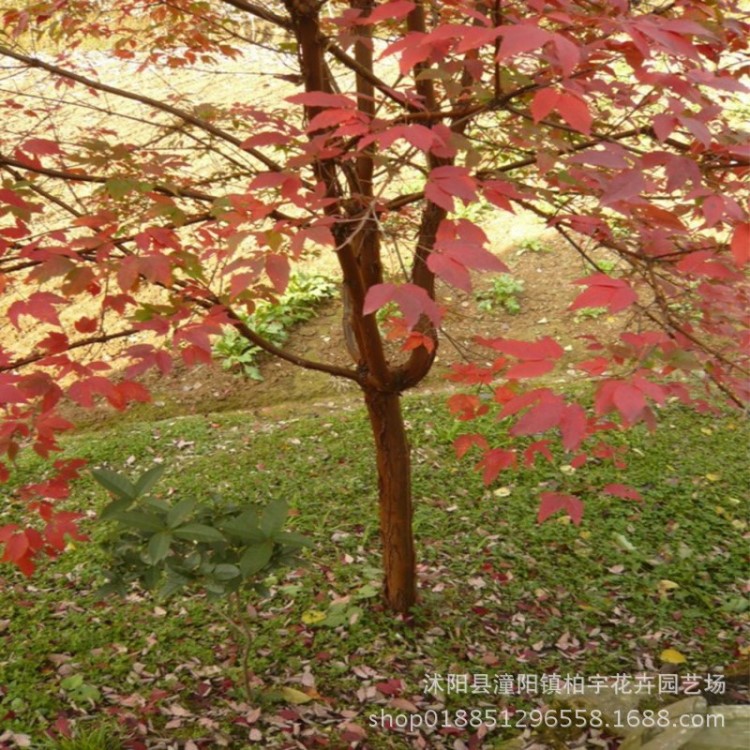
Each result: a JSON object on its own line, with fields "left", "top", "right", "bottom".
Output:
{"left": 584, "top": 257, "right": 618, "bottom": 275}
{"left": 213, "top": 273, "right": 337, "bottom": 379}
{"left": 44, "top": 723, "right": 120, "bottom": 750}
{"left": 91, "top": 465, "right": 310, "bottom": 698}
{"left": 59, "top": 673, "right": 102, "bottom": 707}
{"left": 515, "top": 237, "right": 550, "bottom": 256}
{"left": 474, "top": 273, "right": 525, "bottom": 314}
{"left": 573, "top": 306, "right": 608, "bottom": 322}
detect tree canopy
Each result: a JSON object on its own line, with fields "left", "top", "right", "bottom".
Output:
{"left": 0, "top": 0, "right": 747, "bottom": 611}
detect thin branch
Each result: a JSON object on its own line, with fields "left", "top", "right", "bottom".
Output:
{"left": 220, "top": 306, "right": 361, "bottom": 383}
{"left": 0, "top": 45, "right": 283, "bottom": 174}
{"left": 0, "top": 154, "right": 217, "bottom": 202}
{"left": 0, "top": 329, "right": 138, "bottom": 373}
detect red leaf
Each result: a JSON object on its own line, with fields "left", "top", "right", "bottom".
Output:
{"left": 531, "top": 88, "right": 560, "bottom": 123}
{"left": 556, "top": 93, "right": 592, "bottom": 134}
{"left": 559, "top": 404, "right": 587, "bottom": 452}
{"left": 570, "top": 452, "right": 587, "bottom": 469}
{"left": 241, "top": 132, "right": 290, "bottom": 149}
{"left": 480, "top": 336, "right": 564, "bottom": 361}
{"left": 612, "top": 383, "right": 647, "bottom": 424}
{"left": 363, "top": 283, "right": 442, "bottom": 328}
{"left": 74, "top": 316, "right": 98, "bottom": 334}
{"left": 603, "top": 483, "right": 642, "bottom": 501}
{"left": 537, "top": 492, "right": 583, "bottom": 525}
{"left": 266, "top": 254, "right": 290, "bottom": 293}
{"left": 499, "top": 388, "right": 551, "bottom": 417}
{"left": 365, "top": 0, "right": 415, "bottom": 24}
{"left": 36, "top": 332, "right": 69, "bottom": 354}
{"left": 552, "top": 34, "right": 580, "bottom": 77}
{"left": 2, "top": 530, "right": 29, "bottom": 562}
{"left": 117, "top": 255, "right": 140, "bottom": 291}
{"left": 497, "top": 25, "right": 551, "bottom": 60}
{"left": 401, "top": 330, "right": 434, "bottom": 352}
{"left": 448, "top": 394, "right": 488, "bottom": 421}
{"left": 182, "top": 344, "right": 213, "bottom": 366}
{"left": 577, "top": 357, "right": 609, "bottom": 376}
{"left": 601, "top": 170, "right": 645, "bottom": 205}
{"left": 21, "top": 137, "right": 62, "bottom": 156}
{"left": 287, "top": 92, "right": 354, "bottom": 109}
{"left": 506, "top": 359, "right": 555, "bottom": 379}
{"left": 0, "top": 383, "right": 27, "bottom": 405}
{"left": 454, "top": 433, "right": 488, "bottom": 459}
{"left": 140, "top": 255, "right": 172, "bottom": 286}
{"left": 426, "top": 166, "right": 477, "bottom": 212}
{"left": 0, "top": 187, "right": 35, "bottom": 210}
{"left": 477, "top": 448, "right": 516, "bottom": 485}
{"left": 427, "top": 253, "right": 471, "bottom": 292}
{"left": 524, "top": 440, "right": 553, "bottom": 467}
{"left": 434, "top": 240, "right": 508, "bottom": 274}
{"left": 730, "top": 222, "right": 750, "bottom": 266}
{"left": 481, "top": 180, "right": 523, "bottom": 212}
{"left": 375, "top": 679, "right": 404, "bottom": 696}
{"left": 570, "top": 275, "right": 637, "bottom": 313}
{"left": 424, "top": 182, "right": 454, "bottom": 212}
{"left": 8, "top": 292, "right": 67, "bottom": 329}
{"left": 117, "top": 381, "right": 151, "bottom": 408}
{"left": 652, "top": 114, "right": 677, "bottom": 142}
{"left": 511, "top": 398, "right": 564, "bottom": 436}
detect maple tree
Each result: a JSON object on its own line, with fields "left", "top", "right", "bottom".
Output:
{"left": 0, "top": 0, "right": 748, "bottom": 614}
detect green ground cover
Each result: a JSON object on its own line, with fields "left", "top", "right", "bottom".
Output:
{"left": 0, "top": 396, "right": 747, "bottom": 749}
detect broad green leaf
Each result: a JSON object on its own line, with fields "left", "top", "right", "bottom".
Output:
{"left": 100, "top": 495, "right": 135, "bottom": 520}
{"left": 157, "top": 573, "right": 190, "bottom": 600}
{"left": 61, "top": 675, "right": 84, "bottom": 690}
{"left": 143, "top": 496, "right": 170, "bottom": 513}
{"left": 239, "top": 540, "right": 273, "bottom": 577}
{"left": 91, "top": 468, "right": 136, "bottom": 501}
{"left": 167, "top": 498, "right": 197, "bottom": 528}
{"left": 272, "top": 530, "right": 311, "bottom": 547}
{"left": 112, "top": 510, "right": 165, "bottom": 533}
{"left": 172, "top": 523, "right": 225, "bottom": 543}
{"left": 78, "top": 684, "right": 101, "bottom": 702}
{"left": 214, "top": 563, "right": 241, "bottom": 581}
{"left": 134, "top": 465, "right": 167, "bottom": 497}
{"left": 322, "top": 602, "right": 352, "bottom": 628}
{"left": 94, "top": 579, "right": 127, "bottom": 599}
{"left": 355, "top": 584, "right": 379, "bottom": 600}
{"left": 260, "top": 499, "right": 288, "bottom": 536}
{"left": 148, "top": 531, "right": 172, "bottom": 563}
{"left": 221, "top": 516, "right": 265, "bottom": 543}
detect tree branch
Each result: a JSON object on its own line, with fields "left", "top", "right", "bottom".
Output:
{"left": 0, "top": 45, "right": 283, "bottom": 174}
{"left": 0, "top": 154, "right": 217, "bottom": 202}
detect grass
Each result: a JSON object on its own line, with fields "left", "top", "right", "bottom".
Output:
{"left": 0, "top": 394, "right": 748, "bottom": 748}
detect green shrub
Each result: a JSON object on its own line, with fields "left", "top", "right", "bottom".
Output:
{"left": 474, "top": 273, "right": 525, "bottom": 314}
{"left": 213, "top": 273, "right": 337, "bottom": 379}
{"left": 92, "top": 465, "right": 310, "bottom": 699}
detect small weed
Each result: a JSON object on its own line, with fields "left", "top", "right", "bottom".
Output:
{"left": 60, "top": 673, "right": 102, "bottom": 707}
{"left": 515, "top": 237, "right": 550, "bottom": 256}
{"left": 584, "top": 257, "right": 618, "bottom": 275}
{"left": 475, "top": 273, "right": 525, "bottom": 314}
{"left": 42, "top": 722, "right": 121, "bottom": 750}
{"left": 573, "top": 306, "right": 608, "bottom": 322}
{"left": 213, "top": 273, "right": 337, "bottom": 379}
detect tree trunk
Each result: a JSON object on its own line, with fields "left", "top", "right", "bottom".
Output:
{"left": 364, "top": 388, "right": 417, "bottom": 614}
